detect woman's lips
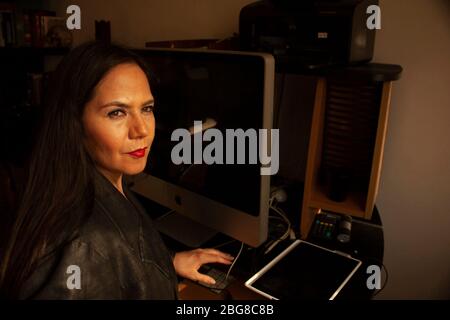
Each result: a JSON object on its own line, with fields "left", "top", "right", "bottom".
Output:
{"left": 126, "top": 147, "right": 147, "bottom": 158}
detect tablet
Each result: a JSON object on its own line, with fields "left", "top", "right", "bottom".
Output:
{"left": 245, "top": 240, "right": 362, "bottom": 300}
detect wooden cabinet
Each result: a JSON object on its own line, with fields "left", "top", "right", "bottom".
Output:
{"left": 300, "top": 64, "right": 402, "bottom": 238}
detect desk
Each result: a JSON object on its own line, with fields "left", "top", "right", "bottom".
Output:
{"left": 132, "top": 188, "right": 384, "bottom": 300}
{"left": 178, "top": 279, "right": 262, "bottom": 300}
{"left": 309, "top": 208, "right": 384, "bottom": 300}
{"left": 177, "top": 207, "right": 384, "bottom": 300}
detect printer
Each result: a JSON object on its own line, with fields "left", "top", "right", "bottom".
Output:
{"left": 239, "top": 0, "right": 379, "bottom": 70}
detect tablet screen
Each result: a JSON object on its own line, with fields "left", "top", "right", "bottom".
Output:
{"left": 246, "top": 240, "right": 362, "bottom": 300}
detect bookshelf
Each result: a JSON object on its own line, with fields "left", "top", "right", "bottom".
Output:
{"left": 1, "top": 1, "right": 72, "bottom": 49}
{"left": 0, "top": 46, "right": 69, "bottom": 166}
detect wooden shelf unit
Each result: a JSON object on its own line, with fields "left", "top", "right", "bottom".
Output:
{"left": 300, "top": 65, "right": 400, "bottom": 239}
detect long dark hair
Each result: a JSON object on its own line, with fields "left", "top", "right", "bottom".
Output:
{"left": 0, "top": 41, "right": 151, "bottom": 298}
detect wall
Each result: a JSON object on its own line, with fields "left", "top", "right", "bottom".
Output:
{"left": 373, "top": 0, "right": 450, "bottom": 299}
{"left": 45, "top": 0, "right": 255, "bottom": 47}
{"left": 45, "top": 0, "right": 450, "bottom": 298}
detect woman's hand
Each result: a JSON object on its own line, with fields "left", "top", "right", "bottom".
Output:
{"left": 173, "top": 248, "right": 234, "bottom": 285}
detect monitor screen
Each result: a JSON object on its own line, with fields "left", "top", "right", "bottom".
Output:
{"left": 130, "top": 48, "right": 275, "bottom": 247}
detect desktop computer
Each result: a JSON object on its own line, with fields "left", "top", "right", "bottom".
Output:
{"left": 129, "top": 48, "right": 275, "bottom": 248}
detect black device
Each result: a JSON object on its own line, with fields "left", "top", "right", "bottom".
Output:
{"left": 311, "top": 211, "right": 340, "bottom": 241}
{"left": 239, "top": 0, "right": 378, "bottom": 70}
{"left": 337, "top": 215, "right": 352, "bottom": 243}
{"left": 310, "top": 211, "right": 353, "bottom": 244}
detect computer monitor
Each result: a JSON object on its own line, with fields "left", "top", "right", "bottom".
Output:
{"left": 129, "top": 48, "right": 275, "bottom": 248}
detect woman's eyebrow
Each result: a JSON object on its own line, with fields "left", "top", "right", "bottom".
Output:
{"left": 99, "top": 99, "right": 155, "bottom": 109}
{"left": 141, "top": 99, "right": 155, "bottom": 106}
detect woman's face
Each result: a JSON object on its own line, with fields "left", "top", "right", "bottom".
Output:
{"left": 82, "top": 63, "right": 155, "bottom": 178}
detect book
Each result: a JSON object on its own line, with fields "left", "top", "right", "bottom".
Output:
{"left": 0, "top": 8, "right": 16, "bottom": 47}
{"left": 23, "top": 9, "right": 55, "bottom": 47}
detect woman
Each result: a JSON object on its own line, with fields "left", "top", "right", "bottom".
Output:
{"left": 0, "top": 41, "right": 233, "bottom": 299}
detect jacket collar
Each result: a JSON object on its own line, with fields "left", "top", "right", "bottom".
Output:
{"left": 92, "top": 169, "right": 169, "bottom": 267}
{"left": 92, "top": 168, "right": 143, "bottom": 256}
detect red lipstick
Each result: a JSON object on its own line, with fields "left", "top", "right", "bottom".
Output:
{"left": 126, "top": 147, "right": 146, "bottom": 158}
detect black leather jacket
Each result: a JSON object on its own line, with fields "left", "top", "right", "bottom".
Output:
{"left": 20, "top": 169, "right": 179, "bottom": 299}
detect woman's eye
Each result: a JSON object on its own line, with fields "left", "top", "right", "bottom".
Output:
{"left": 143, "top": 105, "right": 154, "bottom": 113}
{"left": 108, "top": 109, "right": 125, "bottom": 118}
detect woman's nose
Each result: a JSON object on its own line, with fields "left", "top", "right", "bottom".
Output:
{"left": 129, "top": 114, "right": 149, "bottom": 139}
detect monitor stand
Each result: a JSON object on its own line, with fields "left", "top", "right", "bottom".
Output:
{"left": 154, "top": 211, "right": 218, "bottom": 248}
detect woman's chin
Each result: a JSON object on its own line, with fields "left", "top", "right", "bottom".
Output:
{"left": 122, "top": 162, "right": 147, "bottom": 176}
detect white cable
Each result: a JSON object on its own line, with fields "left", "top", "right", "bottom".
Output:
{"left": 212, "top": 239, "right": 237, "bottom": 249}
{"left": 270, "top": 205, "right": 289, "bottom": 224}
{"left": 269, "top": 195, "right": 275, "bottom": 208}
{"left": 270, "top": 205, "right": 291, "bottom": 240}
{"left": 225, "top": 241, "right": 244, "bottom": 281}
{"left": 156, "top": 209, "right": 175, "bottom": 220}
{"left": 265, "top": 205, "right": 292, "bottom": 255}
